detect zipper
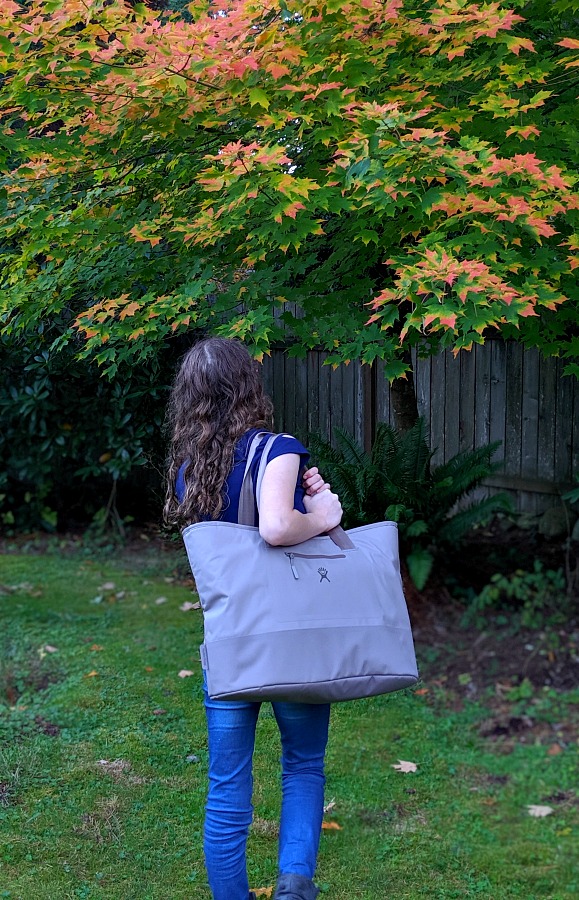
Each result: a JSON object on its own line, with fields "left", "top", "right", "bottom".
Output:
{"left": 284, "top": 551, "right": 346, "bottom": 580}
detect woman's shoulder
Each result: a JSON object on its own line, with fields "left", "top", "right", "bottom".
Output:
{"left": 268, "top": 432, "right": 308, "bottom": 459}
{"left": 234, "top": 429, "right": 309, "bottom": 467}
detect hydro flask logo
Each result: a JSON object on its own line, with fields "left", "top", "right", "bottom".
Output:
{"left": 318, "top": 567, "right": 330, "bottom": 583}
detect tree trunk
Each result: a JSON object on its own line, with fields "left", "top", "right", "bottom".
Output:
{"left": 390, "top": 350, "right": 419, "bottom": 433}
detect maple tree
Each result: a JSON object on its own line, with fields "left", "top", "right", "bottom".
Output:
{"left": 0, "top": 0, "right": 578, "bottom": 391}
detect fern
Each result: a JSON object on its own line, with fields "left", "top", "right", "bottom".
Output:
{"left": 308, "top": 419, "right": 511, "bottom": 589}
{"left": 439, "top": 494, "right": 511, "bottom": 544}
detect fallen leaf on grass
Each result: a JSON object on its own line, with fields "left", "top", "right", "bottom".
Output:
{"left": 322, "top": 820, "right": 342, "bottom": 830}
{"left": 178, "top": 670, "right": 195, "bottom": 678}
{"left": 392, "top": 760, "right": 418, "bottom": 773}
{"left": 90, "top": 644, "right": 104, "bottom": 652}
{"left": 155, "top": 597, "right": 168, "bottom": 605}
{"left": 44, "top": 644, "right": 58, "bottom": 653}
{"left": 85, "top": 670, "right": 99, "bottom": 678}
{"left": 152, "top": 708, "right": 167, "bottom": 715}
{"left": 527, "top": 805, "right": 554, "bottom": 818}
{"left": 252, "top": 889, "right": 273, "bottom": 898}
{"left": 547, "top": 743, "right": 563, "bottom": 756}
{"left": 180, "top": 601, "right": 201, "bottom": 611}
{"left": 414, "top": 688, "right": 429, "bottom": 695}
{"left": 323, "top": 798, "right": 336, "bottom": 814}
{"left": 99, "top": 582, "right": 115, "bottom": 591}
{"left": 144, "top": 666, "right": 154, "bottom": 672}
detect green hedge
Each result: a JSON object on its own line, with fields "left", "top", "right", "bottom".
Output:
{"left": 0, "top": 328, "right": 189, "bottom": 533}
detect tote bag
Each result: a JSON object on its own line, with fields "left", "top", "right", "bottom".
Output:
{"left": 182, "top": 433, "right": 419, "bottom": 702}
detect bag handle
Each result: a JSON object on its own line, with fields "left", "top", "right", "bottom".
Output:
{"left": 326, "top": 525, "right": 355, "bottom": 550}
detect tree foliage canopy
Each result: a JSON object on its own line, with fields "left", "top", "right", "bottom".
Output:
{"left": 0, "top": 0, "right": 578, "bottom": 377}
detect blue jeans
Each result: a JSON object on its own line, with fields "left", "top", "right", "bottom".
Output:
{"left": 203, "top": 681, "right": 330, "bottom": 900}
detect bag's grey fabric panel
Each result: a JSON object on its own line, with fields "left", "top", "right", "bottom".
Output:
{"left": 183, "top": 516, "right": 419, "bottom": 703}
{"left": 202, "top": 624, "right": 418, "bottom": 702}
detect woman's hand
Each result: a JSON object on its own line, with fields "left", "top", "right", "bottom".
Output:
{"left": 302, "top": 466, "right": 330, "bottom": 496}
{"left": 303, "top": 487, "right": 343, "bottom": 531}
{"left": 259, "top": 456, "right": 342, "bottom": 545}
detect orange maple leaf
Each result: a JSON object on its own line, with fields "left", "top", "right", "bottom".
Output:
{"left": 558, "top": 38, "right": 579, "bottom": 50}
{"left": 119, "top": 301, "right": 142, "bottom": 320}
{"left": 283, "top": 201, "right": 306, "bottom": 219}
{"left": 267, "top": 62, "right": 290, "bottom": 79}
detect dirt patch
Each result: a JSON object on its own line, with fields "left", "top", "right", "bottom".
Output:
{"left": 34, "top": 716, "right": 60, "bottom": 737}
{"left": 404, "top": 520, "right": 578, "bottom": 695}
{"left": 74, "top": 796, "right": 124, "bottom": 844}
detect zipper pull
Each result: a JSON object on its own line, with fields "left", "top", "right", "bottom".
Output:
{"left": 285, "top": 552, "right": 299, "bottom": 580}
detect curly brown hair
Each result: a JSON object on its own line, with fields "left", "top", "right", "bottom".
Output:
{"left": 163, "top": 337, "right": 273, "bottom": 527}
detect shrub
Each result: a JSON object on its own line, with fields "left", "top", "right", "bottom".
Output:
{"left": 463, "top": 561, "right": 568, "bottom": 629}
{"left": 0, "top": 327, "right": 182, "bottom": 532}
{"left": 308, "top": 419, "right": 511, "bottom": 589}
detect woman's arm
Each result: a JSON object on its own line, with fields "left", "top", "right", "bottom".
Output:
{"left": 259, "top": 454, "right": 342, "bottom": 546}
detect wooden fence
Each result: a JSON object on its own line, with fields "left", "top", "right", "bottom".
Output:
{"left": 261, "top": 340, "right": 579, "bottom": 515}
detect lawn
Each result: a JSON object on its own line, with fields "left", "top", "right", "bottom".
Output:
{"left": 1, "top": 542, "right": 577, "bottom": 900}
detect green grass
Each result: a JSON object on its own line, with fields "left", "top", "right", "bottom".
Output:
{"left": 0, "top": 548, "right": 577, "bottom": 899}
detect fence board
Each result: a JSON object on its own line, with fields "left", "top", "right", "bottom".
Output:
{"left": 341, "top": 362, "right": 355, "bottom": 438}
{"left": 444, "top": 352, "right": 461, "bottom": 460}
{"left": 283, "top": 354, "right": 297, "bottom": 436}
{"left": 295, "top": 352, "right": 308, "bottom": 444}
{"left": 307, "top": 351, "right": 319, "bottom": 437}
{"left": 505, "top": 341, "right": 523, "bottom": 479}
{"left": 538, "top": 355, "right": 557, "bottom": 482}
{"left": 415, "top": 354, "right": 430, "bottom": 426}
{"left": 574, "top": 374, "right": 579, "bottom": 476}
{"left": 429, "top": 353, "right": 446, "bottom": 464}
{"left": 318, "top": 352, "right": 331, "bottom": 441}
{"left": 272, "top": 351, "right": 285, "bottom": 433}
{"left": 520, "top": 347, "right": 540, "bottom": 514}
{"left": 459, "top": 349, "right": 476, "bottom": 452}
{"left": 489, "top": 341, "right": 507, "bottom": 469}
{"left": 375, "top": 361, "right": 392, "bottom": 426}
{"left": 330, "top": 364, "right": 344, "bottom": 439}
{"left": 474, "top": 343, "right": 492, "bottom": 452}
{"left": 261, "top": 342, "right": 578, "bottom": 514}
{"left": 555, "top": 362, "right": 574, "bottom": 485}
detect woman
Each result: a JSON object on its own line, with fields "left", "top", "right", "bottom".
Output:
{"left": 164, "top": 337, "right": 343, "bottom": 900}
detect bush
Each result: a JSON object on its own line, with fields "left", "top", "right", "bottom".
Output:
{"left": 0, "top": 327, "right": 184, "bottom": 533}
{"left": 308, "top": 419, "right": 511, "bottom": 589}
{"left": 463, "top": 561, "right": 568, "bottom": 629}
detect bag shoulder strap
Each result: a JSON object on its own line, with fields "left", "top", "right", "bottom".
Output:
{"left": 238, "top": 432, "right": 277, "bottom": 526}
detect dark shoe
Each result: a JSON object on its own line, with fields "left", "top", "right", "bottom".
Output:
{"left": 274, "top": 873, "right": 320, "bottom": 900}
{"left": 249, "top": 894, "right": 257, "bottom": 900}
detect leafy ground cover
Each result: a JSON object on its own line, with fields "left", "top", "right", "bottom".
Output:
{"left": 0, "top": 539, "right": 577, "bottom": 900}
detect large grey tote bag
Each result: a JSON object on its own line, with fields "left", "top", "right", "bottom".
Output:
{"left": 182, "top": 433, "right": 419, "bottom": 703}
